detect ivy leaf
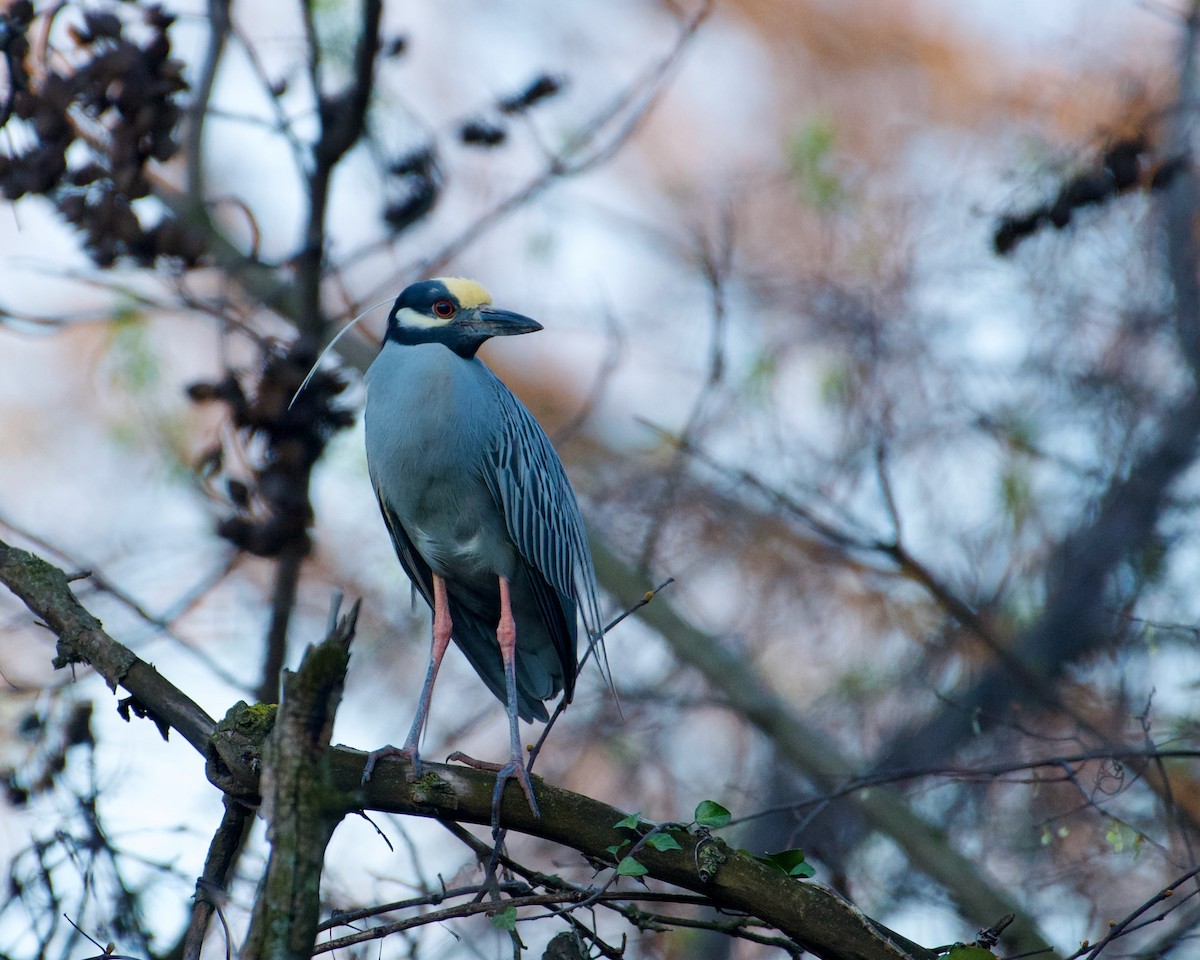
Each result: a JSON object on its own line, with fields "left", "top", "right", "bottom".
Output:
{"left": 645, "top": 832, "right": 683, "bottom": 852}
{"left": 694, "top": 800, "right": 732, "bottom": 829}
{"left": 489, "top": 906, "right": 517, "bottom": 931}
{"left": 946, "top": 946, "right": 996, "bottom": 960}
{"left": 770, "top": 849, "right": 816, "bottom": 878}
{"left": 613, "top": 812, "right": 643, "bottom": 831}
{"left": 616, "top": 856, "right": 649, "bottom": 877}
{"left": 749, "top": 848, "right": 815, "bottom": 879}
{"left": 604, "top": 842, "right": 628, "bottom": 857}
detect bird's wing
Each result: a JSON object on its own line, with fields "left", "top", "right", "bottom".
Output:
{"left": 483, "top": 378, "right": 605, "bottom": 648}
{"left": 375, "top": 485, "right": 436, "bottom": 610}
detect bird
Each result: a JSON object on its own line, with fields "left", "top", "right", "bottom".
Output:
{"left": 360, "top": 277, "right": 603, "bottom": 819}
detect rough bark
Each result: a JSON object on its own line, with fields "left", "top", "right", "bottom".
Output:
{"left": 2, "top": 537, "right": 935, "bottom": 960}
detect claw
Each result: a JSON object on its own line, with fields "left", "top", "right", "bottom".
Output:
{"left": 494, "top": 758, "right": 541, "bottom": 819}
{"left": 362, "top": 742, "right": 421, "bottom": 784}
{"left": 449, "top": 749, "right": 541, "bottom": 828}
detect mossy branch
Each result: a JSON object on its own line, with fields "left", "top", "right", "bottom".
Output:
{"left": 1, "top": 536, "right": 924, "bottom": 960}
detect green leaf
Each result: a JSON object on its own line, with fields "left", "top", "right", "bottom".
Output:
{"left": 769, "top": 849, "right": 816, "bottom": 878}
{"left": 645, "top": 832, "right": 683, "bottom": 852}
{"left": 105, "top": 306, "right": 160, "bottom": 397}
{"left": 946, "top": 946, "right": 996, "bottom": 960}
{"left": 604, "top": 842, "right": 628, "bottom": 857}
{"left": 819, "top": 361, "right": 854, "bottom": 410}
{"left": 1105, "top": 821, "right": 1139, "bottom": 855}
{"left": 749, "top": 848, "right": 815, "bottom": 879}
{"left": 786, "top": 118, "right": 844, "bottom": 211}
{"left": 694, "top": 800, "right": 731, "bottom": 829}
{"left": 744, "top": 351, "right": 779, "bottom": 400}
{"left": 616, "top": 856, "right": 649, "bottom": 877}
{"left": 999, "top": 462, "right": 1033, "bottom": 533}
{"left": 613, "top": 812, "right": 643, "bottom": 831}
{"left": 489, "top": 906, "right": 517, "bottom": 931}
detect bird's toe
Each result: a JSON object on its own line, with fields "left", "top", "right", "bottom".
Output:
{"left": 362, "top": 743, "right": 421, "bottom": 784}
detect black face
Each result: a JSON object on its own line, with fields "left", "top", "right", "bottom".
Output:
{"left": 383, "top": 278, "right": 542, "bottom": 359}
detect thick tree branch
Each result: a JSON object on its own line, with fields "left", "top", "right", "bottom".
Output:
{"left": 0, "top": 537, "right": 215, "bottom": 754}
{"left": 335, "top": 754, "right": 921, "bottom": 960}
{"left": 184, "top": 0, "right": 231, "bottom": 203}
{"left": 2, "top": 540, "right": 924, "bottom": 960}
{"left": 1163, "top": 0, "right": 1200, "bottom": 372}
{"left": 874, "top": 346, "right": 1200, "bottom": 774}
{"left": 0, "top": 419, "right": 1051, "bottom": 957}
{"left": 242, "top": 598, "right": 359, "bottom": 960}
{"left": 178, "top": 796, "right": 253, "bottom": 960}
{"left": 871, "top": 0, "right": 1200, "bottom": 782}
{"left": 295, "top": 0, "right": 383, "bottom": 338}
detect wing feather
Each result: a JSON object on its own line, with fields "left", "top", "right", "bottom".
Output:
{"left": 482, "top": 379, "right": 605, "bottom": 654}
{"left": 375, "top": 487, "right": 435, "bottom": 608}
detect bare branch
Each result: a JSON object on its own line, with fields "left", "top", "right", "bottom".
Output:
{"left": 876, "top": 389, "right": 1200, "bottom": 775}
{"left": 180, "top": 797, "right": 253, "bottom": 960}
{"left": 0, "top": 537, "right": 216, "bottom": 754}
{"left": 242, "top": 595, "right": 360, "bottom": 960}
{"left": 295, "top": 0, "right": 383, "bottom": 338}
{"left": 586, "top": 535, "right": 1058, "bottom": 959}
{"left": 1078, "top": 864, "right": 1200, "bottom": 960}
{"left": 5, "top": 540, "right": 925, "bottom": 960}
{"left": 389, "top": 0, "right": 714, "bottom": 288}
{"left": 638, "top": 208, "right": 734, "bottom": 572}
{"left": 185, "top": 0, "right": 231, "bottom": 202}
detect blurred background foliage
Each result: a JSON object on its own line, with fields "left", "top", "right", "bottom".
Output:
{"left": 3, "top": 0, "right": 1200, "bottom": 957}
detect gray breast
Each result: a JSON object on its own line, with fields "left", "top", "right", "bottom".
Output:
{"left": 364, "top": 342, "right": 517, "bottom": 586}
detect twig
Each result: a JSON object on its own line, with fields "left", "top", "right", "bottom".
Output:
{"left": 527, "top": 575, "right": 675, "bottom": 769}
{"left": 729, "top": 746, "right": 1200, "bottom": 827}
{"left": 226, "top": 22, "right": 310, "bottom": 170}
{"left": 256, "top": 542, "right": 304, "bottom": 703}
{"left": 319, "top": 882, "right": 530, "bottom": 932}
{"left": 552, "top": 303, "right": 625, "bottom": 446}
{"left": 180, "top": 797, "right": 253, "bottom": 960}
{"left": 314, "top": 889, "right": 745, "bottom": 955}
{"left": 378, "top": 0, "right": 714, "bottom": 292}
{"left": 295, "top": 0, "right": 383, "bottom": 338}
{"left": 0, "top": 508, "right": 246, "bottom": 688}
{"left": 185, "top": 0, "right": 232, "bottom": 203}
{"left": 637, "top": 206, "right": 733, "bottom": 572}
{"left": 1079, "top": 864, "right": 1200, "bottom": 960}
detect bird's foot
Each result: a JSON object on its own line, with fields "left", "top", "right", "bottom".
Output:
{"left": 362, "top": 743, "right": 422, "bottom": 784}
{"left": 493, "top": 757, "right": 541, "bottom": 820}
{"left": 445, "top": 750, "right": 501, "bottom": 772}
{"left": 447, "top": 750, "right": 541, "bottom": 828}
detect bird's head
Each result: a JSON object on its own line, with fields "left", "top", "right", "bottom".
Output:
{"left": 384, "top": 277, "right": 543, "bottom": 358}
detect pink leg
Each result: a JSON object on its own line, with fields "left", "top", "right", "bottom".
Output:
{"left": 492, "top": 576, "right": 540, "bottom": 823}
{"left": 362, "top": 575, "right": 453, "bottom": 783}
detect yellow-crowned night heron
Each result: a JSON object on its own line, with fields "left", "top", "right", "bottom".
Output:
{"left": 361, "top": 277, "right": 602, "bottom": 817}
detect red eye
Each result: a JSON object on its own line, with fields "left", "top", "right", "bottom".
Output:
{"left": 432, "top": 298, "right": 456, "bottom": 319}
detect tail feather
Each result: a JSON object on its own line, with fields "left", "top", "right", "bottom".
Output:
{"left": 446, "top": 596, "right": 555, "bottom": 723}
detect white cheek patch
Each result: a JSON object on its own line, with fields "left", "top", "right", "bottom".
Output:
{"left": 395, "top": 305, "right": 452, "bottom": 329}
